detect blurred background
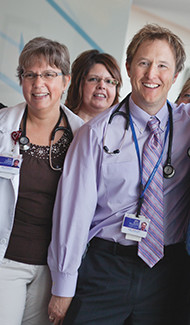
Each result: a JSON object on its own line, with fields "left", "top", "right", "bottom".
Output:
{"left": 0, "top": 0, "right": 189, "bottom": 106}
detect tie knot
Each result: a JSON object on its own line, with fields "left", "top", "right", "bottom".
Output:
{"left": 147, "top": 117, "right": 159, "bottom": 133}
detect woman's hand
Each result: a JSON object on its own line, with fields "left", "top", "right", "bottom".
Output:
{"left": 48, "top": 295, "right": 72, "bottom": 325}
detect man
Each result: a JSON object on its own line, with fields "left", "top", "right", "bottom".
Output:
{"left": 48, "top": 24, "right": 190, "bottom": 325}
{"left": 140, "top": 221, "right": 147, "bottom": 231}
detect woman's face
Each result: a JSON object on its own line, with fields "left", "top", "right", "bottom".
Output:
{"left": 177, "top": 89, "right": 190, "bottom": 105}
{"left": 81, "top": 63, "right": 117, "bottom": 117}
{"left": 21, "top": 57, "right": 70, "bottom": 113}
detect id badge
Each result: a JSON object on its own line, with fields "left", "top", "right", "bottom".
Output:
{"left": 121, "top": 213, "right": 150, "bottom": 242}
{"left": 0, "top": 154, "right": 22, "bottom": 177}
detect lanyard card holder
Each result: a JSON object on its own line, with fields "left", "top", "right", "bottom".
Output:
{"left": 121, "top": 213, "right": 150, "bottom": 242}
{"left": 0, "top": 154, "right": 22, "bottom": 176}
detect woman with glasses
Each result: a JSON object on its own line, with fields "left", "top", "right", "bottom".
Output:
{"left": 175, "top": 78, "right": 190, "bottom": 105}
{"left": 0, "top": 37, "right": 83, "bottom": 325}
{"left": 65, "top": 49, "right": 122, "bottom": 122}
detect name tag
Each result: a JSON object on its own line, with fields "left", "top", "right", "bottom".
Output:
{"left": 0, "top": 154, "right": 22, "bottom": 177}
{"left": 121, "top": 213, "right": 150, "bottom": 242}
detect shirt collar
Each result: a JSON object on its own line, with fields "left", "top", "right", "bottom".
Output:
{"left": 129, "top": 96, "right": 169, "bottom": 134}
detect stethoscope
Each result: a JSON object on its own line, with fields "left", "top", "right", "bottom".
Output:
{"left": 103, "top": 93, "right": 175, "bottom": 179}
{"left": 19, "top": 105, "right": 73, "bottom": 171}
{"left": 187, "top": 147, "right": 190, "bottom": 158}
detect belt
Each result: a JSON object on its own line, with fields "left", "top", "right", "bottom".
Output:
{"left": 89, "top": 237, "right": 137, "bottom": 257}
{"left": 89, "top": 237, "right": 186, "bottom": 259}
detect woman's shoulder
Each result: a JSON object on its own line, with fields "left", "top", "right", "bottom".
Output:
{"left": 61, "top": 103, "right": 84, "bottom": 135}
{"left": 0, "top": 102, "right": 26, "bottom": 129}
{"left": 0, "top": 102, "right": 25, "bottom": 114}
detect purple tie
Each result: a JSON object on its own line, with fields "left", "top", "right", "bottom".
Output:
{"left": 138, "top": 117, "right": 164, "bottom": 268}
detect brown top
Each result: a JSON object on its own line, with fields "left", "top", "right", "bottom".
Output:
{"left": 5, "top": 133, "right": 71, "bottom": 265}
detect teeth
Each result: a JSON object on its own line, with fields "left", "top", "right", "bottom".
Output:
{"left": 33, "top": 93, "right": 48, "bottom": 97}
{"left": 143, "top": 83, "right": 158, "bottom": 89}
{"left": 95, "top": 94, "right": 105, "bottom": 98}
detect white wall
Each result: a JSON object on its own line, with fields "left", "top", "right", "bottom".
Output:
{"left": 120, "top": 5, "right": 190, "bottom": 102}
{"left": 0, "top": 0, "right": 132, "bottom": 106}
{"left": 1, "top": 1, "right": 189, "bottom": 106}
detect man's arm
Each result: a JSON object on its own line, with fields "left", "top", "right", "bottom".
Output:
{"left": 48, "top": 124, "right": 100, "bottom": 321}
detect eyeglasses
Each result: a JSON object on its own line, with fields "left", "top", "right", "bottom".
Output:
{"left": 86, "top": 75, "right": 118, "bottom": 87}
{"left": 21, "top": 70, "right": 63, "bottom": 81}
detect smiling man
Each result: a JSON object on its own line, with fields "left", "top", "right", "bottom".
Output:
{"left": 48, "top": 24, "right": 190, "bottom": 325}
{"left": 126, "top": 39, "right": 178, "bottom": 114}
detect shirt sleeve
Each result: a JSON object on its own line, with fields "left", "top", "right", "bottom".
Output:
{"left": 48, "top": 123, "right": 100, "bottom": 297}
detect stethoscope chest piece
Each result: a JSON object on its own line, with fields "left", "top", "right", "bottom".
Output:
{"left": 163, "top": 164, "right": 175, "bottom": 179}
{"left": 19, "top": 106, "right": 30, "bottom": 151}
{"left": 19, "top": 135, "right": 30, "bottom": 151}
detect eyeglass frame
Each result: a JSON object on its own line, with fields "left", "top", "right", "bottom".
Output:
{"left": 21, "top": 70, "right": 63, "bottom": 81}
{"left": 85, "top": 75, "right": 119, "bottom": 87}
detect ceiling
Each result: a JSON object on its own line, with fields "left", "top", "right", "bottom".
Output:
{"left": 133, "top": 0, "right": 190, "bottom": 31}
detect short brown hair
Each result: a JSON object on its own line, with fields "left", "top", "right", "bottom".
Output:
{"left": 17, "top": 37, "right": 70, "bottom": 85}
{"left": 126, "top": 24, "right": 186, "bottom": 73}
{"left": 65, "top": 49, "right": 122, "bottom": 113}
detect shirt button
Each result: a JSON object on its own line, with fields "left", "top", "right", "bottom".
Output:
{"left": 0, "top": 238, "right": 7, "bottom": 245}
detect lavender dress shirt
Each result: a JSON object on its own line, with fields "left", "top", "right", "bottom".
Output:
{"left": 48, "top": 96, "right": 190, "bottom": 297}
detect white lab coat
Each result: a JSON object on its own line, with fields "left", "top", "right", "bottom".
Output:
{"left": 0, "top": 102, "right": 83, "bottom": 262}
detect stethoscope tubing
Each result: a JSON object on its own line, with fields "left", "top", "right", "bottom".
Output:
{"left": 19, "top": 105, "right": 73, "bottom": 171}
{"left": 103, "top": 94, "right": 175, "bottom": 179}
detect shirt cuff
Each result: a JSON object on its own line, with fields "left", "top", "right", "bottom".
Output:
{"left": 51, "top": 270, "right": 78, "bottom": 297}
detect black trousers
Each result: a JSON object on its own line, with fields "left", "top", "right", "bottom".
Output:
{"left": 63, "top": 238, "right": 189, "bottom": 325}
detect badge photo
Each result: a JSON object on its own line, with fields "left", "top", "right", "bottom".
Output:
{"left": 0, "top": 154, "right": 22, "bottom": 175}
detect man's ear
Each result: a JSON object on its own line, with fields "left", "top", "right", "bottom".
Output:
{"left": 126, "top": 61, "right": 131, "bottom": 77}
{"left": 172, "top": 72, "right": 179, "bottom": 85}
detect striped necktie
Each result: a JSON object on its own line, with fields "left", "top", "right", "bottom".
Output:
{"left": 138, "top": 117, "right": 164, "bottom": 268}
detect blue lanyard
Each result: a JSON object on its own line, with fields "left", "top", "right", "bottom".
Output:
{"left": 129, "top": 112, "right": 169, "bottom": 216}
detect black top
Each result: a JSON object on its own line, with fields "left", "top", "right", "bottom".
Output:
{"left": 5, "top": 133, "right": 72, "bottom": 265}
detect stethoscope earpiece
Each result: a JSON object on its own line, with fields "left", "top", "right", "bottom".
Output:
{"left": 113, "top": 149, "right": 120, "bottom": 154}
{"left": 103, "top": 145, "right": 109, "bottom": 153}
{"left": 103, "top": 145, "right": 120, "bottom": 155}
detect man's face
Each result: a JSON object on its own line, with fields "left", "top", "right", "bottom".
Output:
{"left": 141, "top": 222, "right": 147, "bottom": 231}
{"left": 126, "top": 39, "right": 178, "bottom": 115}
